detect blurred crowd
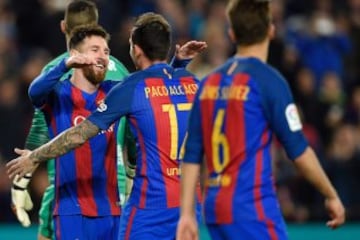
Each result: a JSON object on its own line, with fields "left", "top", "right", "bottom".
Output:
{"left": 1, "top": 0, "right": 360, "bottom": 224}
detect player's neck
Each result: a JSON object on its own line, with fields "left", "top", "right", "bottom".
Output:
{"left": 70, "top": 71, "right": 99, "bottom": 94}
{"left": 235, "top": 40, "right": 269, "bottom": 63}
{"left": 137, "top": 57, "right": 166, "bottom": 70}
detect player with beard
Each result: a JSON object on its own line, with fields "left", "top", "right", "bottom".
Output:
{"left": 11, "top": 22, "right": 206, "bottom": 239}
{"left": 7, "top": 13, "right": 208, "bottom": 239}
{"left": 23, "top": 25, "right": 123, "bottom": 240}
{"left": 11, "top": 2, "right": 130, "bottom": 240}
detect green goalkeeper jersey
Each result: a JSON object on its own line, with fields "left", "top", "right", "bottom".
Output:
{"left": 25, "top": 52, "right": 129, "bottom": 204}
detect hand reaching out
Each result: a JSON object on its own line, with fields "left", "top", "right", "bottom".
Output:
{"left": 175, "top": 40, "right": 207, "bottom": 60}
{"left": 6, "top": 148, "right": 39, "bottom": 180}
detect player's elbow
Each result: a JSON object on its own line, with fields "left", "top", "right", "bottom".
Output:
{"left": 28, "top": 84, "right": 44, "bottom": 106}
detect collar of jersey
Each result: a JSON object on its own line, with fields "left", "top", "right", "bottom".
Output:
{"left": 146, "top": 63, "right": 170, "bottom": 71}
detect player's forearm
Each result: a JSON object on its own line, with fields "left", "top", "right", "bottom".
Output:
{"left": 180, "top": 162, "right": 200, "bottom": 216}
{"left": 25, "top": 110, "right": 50, "bottom": 150}
{"left": 30, "top": 120, "right": 99, "bottom": 163}
{"left": 28, "top": 59, "right": 68, "bottom": 106}
{"left": 294, "top": 147, "right": 338, "bottom": 199}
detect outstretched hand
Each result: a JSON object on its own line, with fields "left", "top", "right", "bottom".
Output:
{"left": 175, "top": 40, "right": 207, "bottom": 60}
{"left": 6, "top": 148, "right": 39, "bottom": 180}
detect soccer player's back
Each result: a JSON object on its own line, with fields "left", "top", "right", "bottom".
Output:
{"left": 197, "top": 56, "right": 296, "bottom": 238}
{"left": 85, "top": 13, "right": 203, "bottom": 239}
{"left": 89, "top": 59, "right": 202, "bottom": 240}
{"left": 123, "top": 66, "right": 199, "bottom": 209}
{"left": 177, "top": 0, "right": 345, "bottom": 240}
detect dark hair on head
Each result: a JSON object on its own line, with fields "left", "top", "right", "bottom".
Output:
{"left": 64, "top": 0, "right": 99, "bottom": 35}
{"left": 226, "top": 0, "right": 271, "bottom": 46}
{"left": 68, "top": 24, "right": 110, "bottom": 49}
{"left": 131, "top": 12, "right": 171, "bottom": 61}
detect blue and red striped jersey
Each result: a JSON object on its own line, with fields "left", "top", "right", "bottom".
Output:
{"left": 88, "top": 63, "right": 200, "bottom": 209}
{"left": 29, "top": 59, "right": 120, "bottom": 216}
{"left": 184, "top": 57, "right": 308, "bottom": 224}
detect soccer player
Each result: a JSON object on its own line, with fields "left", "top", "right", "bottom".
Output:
{"left": 10, "top": 1, "right": 130, "bottom": 240}
{"left": 7, "top": 12, "right": 205, "bottom": 240}
{"left": 176, "top": 0, "right": 346, "bottom": 240}
{"left": 11, "top": 2, "right": 204, "bottom": 239}
{"left": 30, "top": 24, "right": 123, "bottom": 240}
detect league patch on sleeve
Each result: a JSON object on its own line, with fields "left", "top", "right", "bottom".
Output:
{"left": 285, "top": 103, "right": 302, "bottom": 132}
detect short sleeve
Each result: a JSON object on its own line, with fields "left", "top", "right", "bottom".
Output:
{"left": 257, "top": 68, "right": 308, "bottom": 160}
{"left": 88, "top": 79, "right": 136, "bottom": 130}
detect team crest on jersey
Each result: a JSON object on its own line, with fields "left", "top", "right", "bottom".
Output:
{"left": 97, "top": 101, "right": 108, "bottom": 112}
{"left": 285, "top": 103, "right": 302, "bottom": 132}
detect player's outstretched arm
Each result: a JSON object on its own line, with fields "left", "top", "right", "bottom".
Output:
{"left": 293, "top": 147, "right": 345, "bottom": 229}
{"left": 6, "top": 120, "right": 100, "bottom": 180}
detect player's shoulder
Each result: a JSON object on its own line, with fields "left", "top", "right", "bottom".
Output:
{"left": 42, "top": 52, "right": 69, "bottom": 73}
{"left": 113, "top": 71, "right": 144, "bottom": 89}
{"left": 243, "top": 58, "right": 292, "bottom": 100}
{"left": 174, "top": 68, "right": 200, "bottom": 82}
{"left": 231, "top": 57, "right": 289, "bottom": 91}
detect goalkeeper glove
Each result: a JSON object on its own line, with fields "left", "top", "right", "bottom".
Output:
{"left": 11, "top": 174, "right": 33, "bottom": 227}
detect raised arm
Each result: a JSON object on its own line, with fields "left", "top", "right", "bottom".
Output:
{"left": 170, "top": 40, "right": 207, "bottom": 68}
{"left": 28, "top": 59, "right": 69, "bottom": 108}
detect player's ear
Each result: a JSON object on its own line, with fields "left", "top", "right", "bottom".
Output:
{"left": 228, "top": 28, "right": 236, "bottom": 43}
{"left": 69, "top": 48, "right": 79, "bottom": 57}
{"left": 133, "top": 44, "right": 143, "bottom": 59}
{"left": 268, "top": 23, "right": 275, "bottom": 40}
{"left": 60, "top": 20, "right": 66, "bottom": 34}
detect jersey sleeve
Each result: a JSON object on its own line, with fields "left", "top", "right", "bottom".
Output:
{"left": 87, "top": 78, "right": 136, "bottom": 130}
{"left": 257, "top": 68, "right": 308, "bottom": 160}
{"left": 183, "top": 83, "right": 204, "bottom": 164}
{"left": 25, "top": 109, "right": 50, "bottom": 150}
{"left": 28, "top": 58, "right": 69, "bottom": 108}
{"left": 169, "top": 56, "right": 192, "bottom": 69}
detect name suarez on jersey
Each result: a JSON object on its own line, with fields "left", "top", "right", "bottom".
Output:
{"left": 199, "top": 85, "right": 250, "bottom": 101}
{"left": 144, "top": 83, "right": 198, "bottom": 98}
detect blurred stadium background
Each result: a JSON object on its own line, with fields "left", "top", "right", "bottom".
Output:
{"left": 1, "top": 0, "right": 360, "bottom": 239}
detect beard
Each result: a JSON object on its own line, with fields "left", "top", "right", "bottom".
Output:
{"left": 83, "top": 65, "right": 106, "bottom": 85}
